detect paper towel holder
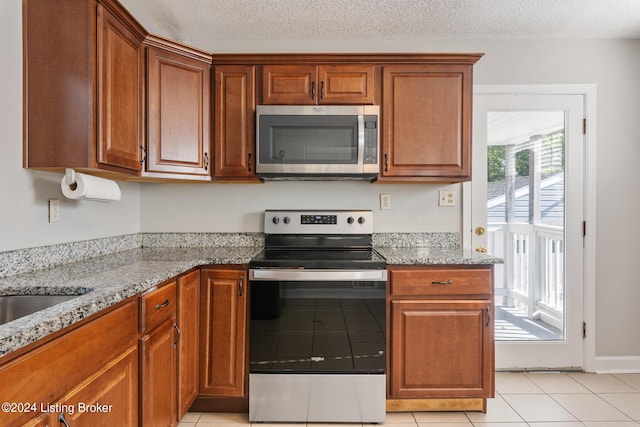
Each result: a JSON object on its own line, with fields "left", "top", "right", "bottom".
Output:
{"left": 65, "top": 168, "right": 78, "bottom": 190}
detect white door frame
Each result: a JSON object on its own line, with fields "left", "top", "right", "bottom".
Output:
{"left": 463, "top": 84, "right": 597, "bottom": 372}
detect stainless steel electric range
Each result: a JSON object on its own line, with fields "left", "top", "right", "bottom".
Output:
{"left": 248, "top": 210, "right": 387, "bottom": 423}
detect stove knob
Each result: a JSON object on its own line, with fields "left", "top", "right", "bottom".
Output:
{"left": 283, "top": 216, "right": 290, "bottom": 224}
{"left": 358, "top": 216, "right": 366, "bottom": 224}
{"left": 347, "top": 216, "right": 355, "bottom": 224}
{"left": 272, "top": 217, "right": 280, "bottom": 224}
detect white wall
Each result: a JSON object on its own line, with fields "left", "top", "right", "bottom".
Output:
{"left": 0, "top": 0, "right": 141, "bottom": 253}
{"left": 161, "top": 38, "right": 640, "bottom": 362}
{"left": 140, "top": 181, "right": 460, "bottom": 233}
{"left": 3, "top": 0, "right": 640, "bottom": 365}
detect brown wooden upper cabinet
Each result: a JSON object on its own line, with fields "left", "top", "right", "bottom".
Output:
{"left": 380, "top": 64, "right": 474, "bottom": 181}
{"left": 24, "top": 0, "right": 146, "bottom": 176}
{"left": 213, "top": 65, "right": 258, "bottom": 180}
{"left": 144, "top": 37, "right": 212, "bottom": 181}
{"left": 262, "top": 65, "right": 375, "bottom": 105}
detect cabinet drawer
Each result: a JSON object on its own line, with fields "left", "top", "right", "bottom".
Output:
{"left": 140, "top": 280, "right": 177, "bottom": 333}
{"left": 390, "top": 268, "right": 492, "bottom": 297}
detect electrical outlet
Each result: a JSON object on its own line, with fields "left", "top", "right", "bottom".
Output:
{"left": 49, "top": 199, "right": 60, "bottom": 223}
{"left": 380, "top": 193, "right": 392, "bottom": 210}
{"left": 439, "top": 190, "right": 455, "bottom": 207}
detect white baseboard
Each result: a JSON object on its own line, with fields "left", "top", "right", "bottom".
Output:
{"left": 591, "top": 356, "right": 640, "bottom": 374}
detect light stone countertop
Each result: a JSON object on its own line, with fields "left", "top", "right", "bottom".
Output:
{"left": 0, "top": 237, "right": 502, "bottom": 358}
{"left": 375, "top": 246, "right": 503, "bottom": 265}
{"left": 0, "top": 246, "right": 260, "bottom": 358}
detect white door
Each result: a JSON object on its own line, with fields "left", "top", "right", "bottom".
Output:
{"left": 467, "top": 89, "right": 585, "bottom": 369}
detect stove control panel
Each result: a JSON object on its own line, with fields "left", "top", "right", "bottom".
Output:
{"left": 301, "top": 214, "right": 337, "bottom": 225}
{"left": 265, "top": 210, "right": 373, "bottom": 234}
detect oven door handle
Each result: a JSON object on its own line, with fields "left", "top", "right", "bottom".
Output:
{"left": 249, "top": 268, "right": 387, "bottom": 282}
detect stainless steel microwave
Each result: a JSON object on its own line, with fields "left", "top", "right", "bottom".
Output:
{"left": 256, "top": 105, "right": 380, "bottom": 180}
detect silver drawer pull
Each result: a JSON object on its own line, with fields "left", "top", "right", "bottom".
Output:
{"left": 155, "top": 299, "right": 170, "bottom": 309}
{"left": 59, "top": 413, "right": 70, "bottom": 427}
{"left": 431, "top": 280, "right": 453, "bottom": 285}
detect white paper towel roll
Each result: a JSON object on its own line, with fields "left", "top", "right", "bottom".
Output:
{"left": 60, "top": 173, "right": 121, "bottom": 202}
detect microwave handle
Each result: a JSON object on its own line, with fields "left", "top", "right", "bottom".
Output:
{"left": 357, "top": 114, "right": 365, "bottom": 166}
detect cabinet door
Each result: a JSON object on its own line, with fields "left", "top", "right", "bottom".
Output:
{"left": 55, "top": 345, "right": 139, "bottom": 426}
{"left": 146, "top": 47, "right": 211, "bottom": 178}
{"left": 0, "top": 299, "right": 138, "bottom": 427}
{"left": 381, "top": 65, "right": 472, "bottom": 180}
{"left": 262, "top": 65, "right": 317, "bottom": 104}
{"left": 177, "top": 270, "right": 200, "bottom": 420}
{"left": 140, "top": 318, "right": 177, "bottom": 427}
{"left": 390, "top": 299, "right": 493, "bottom": 398}
{"left": 96, "top": 4, "right": 144, "bottom": 173}
{"left": 21, "top": 413, "right": 53, "bottom": 427}
{"left": 214, "top": 65, "right": 256, "bottom": 178}
{"left": 199, "top": 269, "right": 247, "bottom": 397}
{"left": 318, "top": 65, "right": 375, "bottom": 104}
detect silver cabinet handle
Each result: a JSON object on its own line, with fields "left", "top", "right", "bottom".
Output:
{"left": 431, "top": 280, "right": 453, "bottom": 285}
{"left": 204, "top": 152, "right": 209, "bottom": 171}
{"left": 239, "top": 276, "right": 244, "bottom": 297}
{"left": 59, "top": 413, "right": 70, "bottom": 427}
{"left": 140, "top": 145, "right": 146, "bottom": 165}
{"left": 320, "top": 80, "right": 325, "bottom": 99}
{"left": 155, "top": 299, "right": 170, "bottom": 309}
{"left": 486, "top": 306, "right": 491, "bottom": 327}
{"left": 311, "top": 81, "right": 316, "bottom": 100}
{"left": 174, "top": 322, "right": 181, "bottom": 347}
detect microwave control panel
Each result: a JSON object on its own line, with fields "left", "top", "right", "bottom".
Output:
{"left": 363, "top": 116, "right": 378, "bottom": 164}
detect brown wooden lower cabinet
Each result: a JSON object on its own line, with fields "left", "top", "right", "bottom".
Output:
{"left": 198, "top": 268, "right": 248, "bottom": 400}
{"left": 387, "top": 266, "right": 495, "bottom": 411}
{"left": 0, "top": 298, "right": 139, "bottom": 427}
{"left": 139, "top": 280, "right": 178, "bottom": 427}
{"left": 140, "top": 317, "right": 177, "bottom": 426}
{"left": 27, "top": 345, "right": 139, "bottom": 427}
{"left": 177, "top": 270, "right": 201, "bottom": 420}
{"left": 390, "top": 299, "right": 493, "bottom": 398}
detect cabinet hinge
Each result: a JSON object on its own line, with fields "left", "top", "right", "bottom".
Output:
{"left": 583, "top": 118, "right": 587, "bottom": 135}
{"left": 583, "top": 322, "right": 587, "bottom": 339}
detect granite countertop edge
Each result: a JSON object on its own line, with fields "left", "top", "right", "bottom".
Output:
{"left": 0, "top": 246, "right": 261, "bottom": 358}
{"left": 0, "top": 244, "right": 502, "bottom": 358}
{"left": 375, "top": 246, "right": 504, "bottom": 265}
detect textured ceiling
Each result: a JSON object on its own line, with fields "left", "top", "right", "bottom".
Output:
{"left": 120, "top": 0, "right": 640, "bottom": 48}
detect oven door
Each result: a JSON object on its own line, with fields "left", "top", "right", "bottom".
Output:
{"left": 249, "top": 268, "right": 386, "bottom": 374}
{"left": 248, "top": 268, "right": 387, "bottom": 423}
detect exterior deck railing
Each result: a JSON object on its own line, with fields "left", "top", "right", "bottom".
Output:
{"left": 488, "top": 223, "right": 564, "bottom": 331}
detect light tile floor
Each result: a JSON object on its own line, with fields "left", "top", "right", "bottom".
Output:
{"left": 179, "top": 372, "right": 640, "bottom": 426}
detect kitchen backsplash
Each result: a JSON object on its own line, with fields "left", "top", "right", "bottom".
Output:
{"left": 0, "top": 234, "right": 142, "bottom": 279}
{"left": 0, "top": 231, "right": 460, "bottom": 278}
{"left": 142, "top": 232, "right": 264, "bottom": 248}
{"left": 373, "top": 232, "right": 460, "bottom": 248}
